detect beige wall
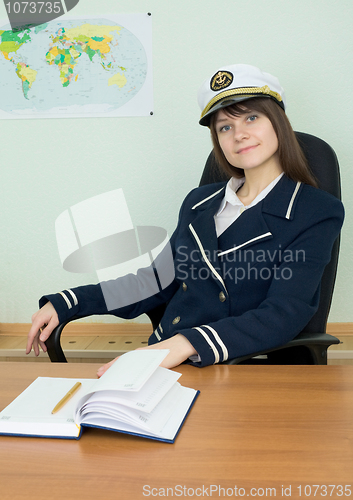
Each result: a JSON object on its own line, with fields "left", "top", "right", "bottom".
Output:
{"left": 1, "top": 0, "right": 352, "bottom": 323}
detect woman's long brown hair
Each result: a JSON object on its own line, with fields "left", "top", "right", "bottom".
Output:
{"left": 209, "top": 97, "right": 318, "bottom": 187}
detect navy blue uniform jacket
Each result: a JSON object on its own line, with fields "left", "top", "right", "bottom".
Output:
{"left": 42, "top": 175, "right": 344, "bottom": 367}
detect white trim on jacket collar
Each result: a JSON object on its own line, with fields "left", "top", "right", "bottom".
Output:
{"left": 286, "top": 182, "right": 301, "bottom": 219}
{"left": 217, "top": 232, "right": 272, "bottom": 257}
{"left": 192, "top": 178, "right": 301, "bottom": 220}
{"left": 191, "top": 187, "right": 224, "bottom": 210}
{"left": 189, "top": 223, "right": 227, "bottom": 293}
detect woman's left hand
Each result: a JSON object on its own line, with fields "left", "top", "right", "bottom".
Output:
{"left": 96, "top": 334, "right": 197, "bottom": 378}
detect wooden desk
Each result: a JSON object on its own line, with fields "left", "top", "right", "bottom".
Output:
{"left": 0, "top": 363, "right": 352, "bottom": 500}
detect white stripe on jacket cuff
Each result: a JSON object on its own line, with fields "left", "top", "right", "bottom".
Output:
{"left": 65, "top": 289, "right": 78, "bottom": 306}
{"left": 202, "top": 324, "right": 228, "bottom": 362}
{"left": 59, "top": 292, "right": 72, "bottom": 309}
{"left": 193, "top": 326, "right": 220, "bottom": 364}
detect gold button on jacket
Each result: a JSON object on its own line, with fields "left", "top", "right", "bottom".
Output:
{"left": 219, "top": 292, "right": 226, "bottom": 302}
{"left": 172, "top": 316, "right": 181, "bottom": 324}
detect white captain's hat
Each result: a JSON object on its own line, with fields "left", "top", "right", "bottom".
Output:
{"left": 198, "top": 63, "right": 286, "bottom": 126}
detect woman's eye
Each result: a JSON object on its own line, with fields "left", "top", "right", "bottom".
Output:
{"left": 247, "top": 115, "right": 258, "bottom": 122}
{"left": 220, "top": 125, "right": 231, "bottom": 132}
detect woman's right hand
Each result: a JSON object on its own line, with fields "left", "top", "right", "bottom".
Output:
{"left": 26, "top": 302, "right": 59, "bottom": 356}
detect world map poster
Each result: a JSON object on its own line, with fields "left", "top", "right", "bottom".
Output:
{"left": 0, "top": 13, "right": 153, "bottom": 119}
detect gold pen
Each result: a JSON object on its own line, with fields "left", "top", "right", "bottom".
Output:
{"left": 51, "top": 382, "right": 82, "bottom": 414}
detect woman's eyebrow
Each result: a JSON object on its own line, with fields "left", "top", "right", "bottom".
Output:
{"left": 215, "top": 109, "right": 253, "bottom": 125}
{"left": 215, "top": 117, "right": 229, "bottom": 124}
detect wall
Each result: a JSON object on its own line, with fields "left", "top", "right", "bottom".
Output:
{"left": 0, "top": 0, "right": 352, "bottom": 324}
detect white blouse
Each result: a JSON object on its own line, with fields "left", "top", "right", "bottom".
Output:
{"left": 214, "top": 173, "right": 284, "bottom": 237}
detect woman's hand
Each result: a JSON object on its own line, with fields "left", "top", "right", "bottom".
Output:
{"left": 26, "top": 302, "right": 59, "bottom": 356}
{"left": 96, "top": 334, "right": 197, "bottom": 378}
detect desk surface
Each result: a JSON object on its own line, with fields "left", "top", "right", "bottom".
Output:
{"left": 0, "top": 363, "right": 352, "bottom": 500}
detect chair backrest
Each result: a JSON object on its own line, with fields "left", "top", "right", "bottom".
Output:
{"left": 199, "top": 132, "right": 342, "bottom": 335}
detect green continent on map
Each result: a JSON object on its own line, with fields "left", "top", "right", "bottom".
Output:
{"left": 15, "top": 62, "right": 37, "bottom": 99}
{"left": 46, "top": 43, "right": 81, "bottom": 87}
{"left": 46, "top": 24, "right": 126, "bottom": 87}
{"left": 0, "top": 29, "right": 31, "bottom": 60}
{"left": 0, "top": 29, "right": 37, "bottom": 98}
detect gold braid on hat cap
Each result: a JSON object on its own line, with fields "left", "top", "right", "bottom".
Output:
{"left": 200, "top": 85, "right": 283, "bottom": 121}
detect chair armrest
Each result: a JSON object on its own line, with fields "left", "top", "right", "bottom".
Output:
{"left": 45, "top": 316, "right": 81, "bottom": 362}
{"left": 225, "top": 332, "right": 340, "bottom": 365}
{"left": 283, "top": 331, "right": 339, "bottom": 346}
{"left": 45, "top": 309, "right": 159, "bottom": 362}
{"left": 46, "top": 319, "right": 340, "bottom": 365}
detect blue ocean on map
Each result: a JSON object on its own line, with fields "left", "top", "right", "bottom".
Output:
{"left": 0, "top": 18, "right": 148, "bottom": 117}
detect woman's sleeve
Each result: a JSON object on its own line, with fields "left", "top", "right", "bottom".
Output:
{"left": 38, "top": 189, "right": 197, "bottom": 324}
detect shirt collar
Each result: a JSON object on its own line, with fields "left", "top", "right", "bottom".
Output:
{"left": 217, "top": 177, "right": 245, "bottom": 215}
{"left": 216, "top": 173, "right": 284, "bottom": 216}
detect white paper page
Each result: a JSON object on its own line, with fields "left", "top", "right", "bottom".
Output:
{"left": 79, "top": 367, "right": 181, "bottom": 415}
{"left": 79, "top": 384, "right": 198, "bottom": 441}
{"left": 79, "top": 383, "right": 186, "bottom": 434}
{"left": 0, "top": 377, "right": 95, "bottom": 438}
{"left": 92, "top": 349, "right": 170, "bottom": 392}
{"left": 155, "top": 385, "right": 198, "bottom": 440}
{"left": 132, "top": 382, "right": 184, "bottom": 432}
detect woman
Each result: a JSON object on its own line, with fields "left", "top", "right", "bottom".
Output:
{"left": 27, "top": 64, "right": 344, "bottom": 374}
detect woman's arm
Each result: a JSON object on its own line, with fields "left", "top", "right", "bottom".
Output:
{"left": 96, "top": 334, "right": 197, "bottom": 377}
{"left": 26, "top": 188, "right": 197, "bottom": 356}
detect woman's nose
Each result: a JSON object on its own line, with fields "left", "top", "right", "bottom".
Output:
{"left": 233, "top": 123, "right": 248, "bottom": 141}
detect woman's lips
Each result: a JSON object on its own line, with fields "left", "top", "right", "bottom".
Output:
{"left": 237, "top": 145, "right": 258, "bottom": 154}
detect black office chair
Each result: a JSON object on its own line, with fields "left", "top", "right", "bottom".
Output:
{"left": 45, "top": 132, "right": 341, "bottom": 364}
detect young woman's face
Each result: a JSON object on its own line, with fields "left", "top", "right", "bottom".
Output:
{"left": 215, "top": 108, "right": 280, "bottom": 174}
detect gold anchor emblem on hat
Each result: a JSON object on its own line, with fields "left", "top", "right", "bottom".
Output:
{"left": 215, "top": 72, "right": 227, "bottom": 86}
{"left": 210, "top": 71, "right": 234, "bottom": 91}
